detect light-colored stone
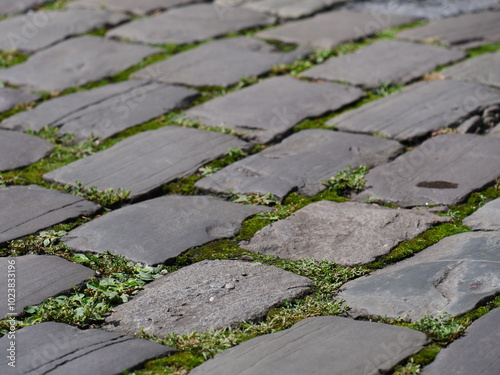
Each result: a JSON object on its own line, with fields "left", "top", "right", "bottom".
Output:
{"left": 463, "top": 198, "right": 500, "bottom": 231}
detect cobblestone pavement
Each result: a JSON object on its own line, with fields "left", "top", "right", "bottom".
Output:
{"left": 0, "top": 1, "right": 499, "bottom": 374}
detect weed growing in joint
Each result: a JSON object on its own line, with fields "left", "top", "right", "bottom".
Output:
{"left": 63, "top": 181, "right": 130, "bottom": 207}
{"left": 324, "top": 165, "right": 368, "bottom": 196}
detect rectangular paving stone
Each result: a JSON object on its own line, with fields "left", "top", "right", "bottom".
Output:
{"left": 67, "top": 0, "right": 205, "bottom": 16}
{"left": 0, "top": 36, "right": 160, "bottom": 92}
{"left": 243, "top": 201, "right": 451, "bottom": 266}
{"left": 242, "top": 0, "right": 348, "bottom": 19}
{"left": 356, "top": 134, "right": 500, "bottom": 207}
{"left": 0, "top": 185, "right": 100, "bottom": 244}
{"left": 63, "top": 196, "right": 270, "bottom": 265}
{"left": 0, "top": 0, "right": 51, "bottom": 15}
{"left": 0, "top": 10, "right": 129, "bottom": 53}
{"left": 463, "top": 198, "right": 500, "bottom": 231}
{"left": 441, "top": 51, "right": 500, "bottom": 89}
{"left": 398, "top": 11, "right": 500, "bottom": 49}
{"left": 196, "top": 129, "right": 403, "bottom": 199}
{"left": 338, "top": 231, "right": 500, "bottom": 321}
{"left": 104, "top": 260, "right": 312, "bottom": 336}
{"left": 43, "top": 126, "right": 247, "bottom": 200}
{"left": 328, "top": 80, "right": 500, "bottom": 141}
{"left": 131, "top": 37, "right": 311, "bottom": 87}
{"left": 256, "top": 10, "right": 414, "bottom": 49}
{"left": 0, "top": 322, "right": 175, "bottom": 375}
{"left": 106, "top": 4, "right": 275, "bottom": 45}
{"left": 301, "top": 40, "right": 466, "bottom": 89}
{"left": 0, "top": 87, "right": 39, "bottom": 113}
{"left": 421, "top": 307, "right": 500, "bottom": 375}
{"left": 190, "top": 316, "right": 429, "bottom": 375}
{"left": 186, "top": 76, "right": 366, "bottom": 144}
{"left": 0, "top": 255, "right": 94, "bottom": 317}
{"left": 0, "top": 129, "right": 53, "bottom": 171}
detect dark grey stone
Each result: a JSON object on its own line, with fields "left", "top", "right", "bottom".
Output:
{"left": 421, "top": 307, "right": 500, "bottom": 375}
{"left": 456, "top": 115, "right": 483, "bottom": 134}
{"left": 242, "top": 0, "right": 348, "bottom": 19}
{"left": 243, "top": 201, "right": 451, "bottom": 265}
{"left": 131, "top": 37, "right": 311, "bottom": 87}
{"left": 338, "top": 231, "right": 500, "bottom": 320}
{"left": 190, "top": 316, "right": 429, "bottom": 375}
{"left": 196, "top": 129, "right": 403, "bottom": 199}
{"left": 106, "top": 4, "right": 275, "bottom": 45}
{"left": 0, "top": 129, "right": 53, "bottom": 171}
{"left": 0, "top": 0, "right": 51, "bottom": 15}
{"left": 356, "top": 134, "right": 500, "bottom": 207}
{"left": 256, "top": 10, "right": 414, "bottom": 49}
{"left": 105, "top": 260, "right": 312, "bottom": 336}
{"left": 0, "top": 10, "right": 129, "bottom": 53}
{"left": 186, "top": 77, "right": 366, "bottom": 144}
{"left": 301, "top": 40, "right": 466, "bottom": 89}
{"left": 63, "top": 196, "right": 270, "bottom": 265}
{"left": 43, "top": 127, "right": 247, "bottom": 200}
{"left": 0, "top": 87, "right": 39, "bottom": 113}
{"left": 328, "top": 80, "right": 500, "bottom": 141}
{"left": 0, "top": 322, "right": 175, "bottom": 375}
{"left": 0, "top": 36, "right": 160, "bottom": 92}
{"left": 67, "top": 0, "right": 205, "bottom": 16}
{"left": 463, "top": 198, "right": 500, "bottom": 231}
{"left": 0, "top": 185, "right": 100, "bottom": 244}
{"left": 441, "top": 51, "right": 500, "bottom": 89}
{"left": 0, "top": 255, "right": 94, "bottom": 317}
{"left": 398, "top": 11, "right": 500, "bottom": 49}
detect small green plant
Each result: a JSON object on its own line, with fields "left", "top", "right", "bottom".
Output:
{"left": 231, "top": 193, "right": 278, "bottom": 206}
{"left": 324, "top": 165, "right": 368, "bottom": 195}
{"left": 392, "top": 359, "right": 421, "bottom": 375}
{"left": 412, "top": 313, "right": 466, "bottom": 344}
{"left": 64, "top": 181, "right": 130, "bottom": 206}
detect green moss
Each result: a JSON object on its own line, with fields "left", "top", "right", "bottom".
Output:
{"left": 133, "top": 351, "right": 204, "bottom": 375}
{"left": 467, "top": 43, "right": 500, "bottom": 57}
{"left": 173, "top": 239, "right": 248, "bottom": 267}
{"left": 0, "top": 50, "right": 28, "bottom": 68}
{"left": 411, "top": 345, "right": 441, "bottom": 365}
{"left": 38, "top": 0, "right": 72, "bottom": 11}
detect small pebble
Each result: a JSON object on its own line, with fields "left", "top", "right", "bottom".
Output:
{"left": 209, "top": 296, "right": 216, "bottom": 302}
{"left": 225, "top": 282, "right": 235, "bottom": 290}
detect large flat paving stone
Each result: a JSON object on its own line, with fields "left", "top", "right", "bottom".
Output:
{"left": 63, "top": 196, "right": 270, "bottom": 265}
{"left": 106, "top": 4, "right": 275, "bottom": 45}
{"left": 421, "top": 307, "right": 500, "bottom": 375}
{"left": 0, "top": 10, "right": 129, "bottom": 53}
{"left": 356, "top": 134, "right": 500, "bottom": 207}
{"left": 0, "top": 87, "right": 39, "bottom": 113}
{"left": 131, "top": 37, "right": 310, "bottom": 87}
{"left": 398, "top": 11, "right": 500, "bottom": 49}
{"left": 189, "top": 316, "right": 429, "bottom": 375}
{"left": 301, "top": 40, "right": 466, "bottom": 89}
{"left": 186, "top": 76, "right": 365, "bottom": 144}
{"left": 338, "top": 231, "right": 500, "bottom": 320}
{"left": 441, "top": 51, "right": 500, "bottom": 89}
{"left": 43, "top": 126, "right": 247, "bottom": 200}
{"left": 0, "top": 36, "right": 160, "bottom": 92}
{"left": 0, "top": 322, "right": 175, "bottom": 375}
{"left": 0, "top": 185, "right": 99, "bottom": 244}
{"left": 0, "top": 0, "right": 51, "bottom": 15}
{"left": 104, "top": 260, "right": 312, "bottom": 336}
{"left": 67, "top": 0, "right": 205, "bottom": 16}
{"left": 0, "top": 255, "right": 94, "bottom": 317}
{"left": 243, "top": 201, "right": 451, "bottom": 266}
{"left": 0, "top": 129, "right": 53, "bottom": 171}
{"left": 328, "top": 80, "right": 500, "bottom": 142}
{"left": 463, "top": 198, "right": 500, "bottom": 231}
{"left": 256, "top": 10, "right": 414, "bottom": 49}
{"left": 195, "top": 129, "right": 402, "bottom": 199}
{"left": 242, "top": 0, "right": 347, "bottom": 19}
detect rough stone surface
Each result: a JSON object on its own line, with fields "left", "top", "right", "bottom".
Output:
{"left": 242, "top": 0, "right": 347, "bottom": 19}
{"left": 256, "top": 10, "right": 414, "bottom": 49}
{"left": 463, "top": 198, "right": 500, "bottom": 231}
{"left": 190, "top": 316, "right": 429, "bottom": 375}
{"left": 0, "top": 129, "right": 53, "bottom": 171}
{"left": 398, "top": 11, "right": 500, "bottom": 49}
{"left": 421, "top": 307, "right": 500, "bottom": 375}
{"left": 0, "top": 36, "right": 160, "bottom": 92}
{"left": 186, "top": 76, "right": 366, "bottom": 144}
{"left": 67, "top": 0, "right": 205, "bottom": 15}
{"left": 63, "top": 196, "right": 270, "bottom": 265}
{"left": 196, "top": 129, "right": 402, "bottom": 198}
{"left": 490, "top": 124, "right": 500, "bottom": 138}
{"left": 441, "top": 51, "right": 500, "bottom": 89}
{"left": 104, "top": 260, "right": 312, "bottom": 336}
{"left": 0, "top": 255, "right": 94, "bottom": 318}
{"left": 356, "top": 134, "right": 500, "bottom": 207}
{"left": 339, "top": 231, "right": 500, "bottom": 320}
{"left": 0, "top": 185, "right": 100, "bottom": 244}
{"left": 243, "top": 201, "right": 451, "bottom": 265}
{"left": 0, "top": 322, "right": 175, "bottom": 375}
{"left": 0, "top": 87, "right": 39, "bottom": 113}
{"left": 0, "top": 10, "right": 129, "bottom": 53}
{"left": 301, "top": 40, "right": 466, "bottom": 89}
{"left": 131, "top": 37, "right": 311, "bottom": 87}
{"left": 107, "top": 4, "right": 275, "bottom": 45}
{"left": 328, "top": 80, "right": 500, "bottom": 141}
{"left": 44, "top": 127, "right": 247, "bottom": 200}
{"left": 0, "top": 0, "right": 51, "bottom": 15}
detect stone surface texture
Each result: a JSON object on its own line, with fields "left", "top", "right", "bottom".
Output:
{"left": 0, "top": 0, "right": 51, "bottom": 15}
{"left": 67, "top": 0, "right": 205, "bottom": 15}
{"left": 105, "top": 260, "right": 312, "bottom": 336}
{"left": 0, "top": 87, "right": 39, "bottom": 113}
{"left": 0, "top": 129, "right": 53, "bottom": 171}
{"left": 441, "top": 51, "right": 500, "bottom": 89}
{"left": 242, "top": 0, "right": 347, "bottom": 19}
{"left": 243, "top": 201, "right": 451, "bottom": 265}
{"left": 463, "top": 198, "right": 500, "bottom": 231}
